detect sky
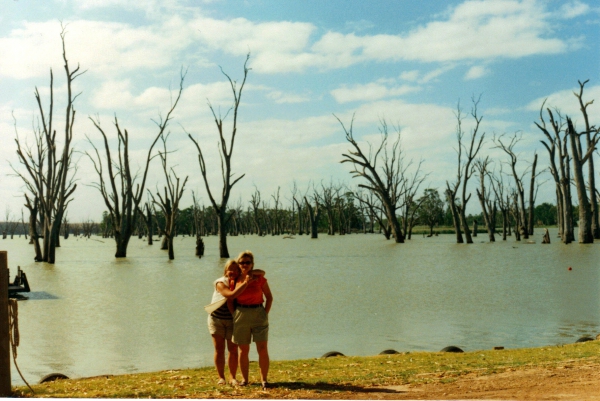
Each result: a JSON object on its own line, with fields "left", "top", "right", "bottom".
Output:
{"left": 0, "top": 0, "right": 599, "bottom": 222}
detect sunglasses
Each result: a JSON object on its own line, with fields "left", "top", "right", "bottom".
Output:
{"left": 239, "top": 261, "right": 252, "bottom": 266}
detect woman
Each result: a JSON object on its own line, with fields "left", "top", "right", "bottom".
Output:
{"left": 232, "top": 250, "right": 273, "bottom": 389}
{"left": 208, "top": 260, "right": 263, "bottom": 385}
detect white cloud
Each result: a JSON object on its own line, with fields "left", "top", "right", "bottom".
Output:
{"left": 556, "top": 1, "right": 590, "bottom": 19}
{"left": 526, "top": 84, "right": 600, "bottom": 127}
{"left": 400, "top": 70, "right": 420, "bottom": 82}
{"left": 0, "top": 18, "right": 194, "bottom": 80}
{"left": 464, "top": 65, "right": 490, "bottom": 80}
{"left": 266, "top": 91, "right": 311, "bottom": 104}
{"left": 1, "top": 0, "right": 582, "bottom": 80}
{"left": 330, "top": 82, "right": 420, "bottom": 103}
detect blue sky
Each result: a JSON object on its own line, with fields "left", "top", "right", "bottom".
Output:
{"left": 1, "top": 0, "right": 599, "bottom": 221}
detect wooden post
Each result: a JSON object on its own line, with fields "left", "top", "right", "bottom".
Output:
{"left": 0, "top": 252, "right": 10, "bottom": 395}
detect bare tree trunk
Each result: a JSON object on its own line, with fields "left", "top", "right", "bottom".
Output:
{"left": 305, "top": 196, "right": 321, "bottom": 239}
{"left": 526, "top": 154, "right": 538, "bottom": 235}
{"left": 575, "top": 80, "right": 600, "bottom": 239}
{"left": 567, "top": 117, "right": 596, "bottom": 243}
{"left": 187, "top": 56, "right": 249, "bottom": 258}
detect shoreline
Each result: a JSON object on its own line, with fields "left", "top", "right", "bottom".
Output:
{"left": 15, "top": 340, "right": 600, "bottom": 399}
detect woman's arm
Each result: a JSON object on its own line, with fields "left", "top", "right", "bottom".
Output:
{"left": 216, "top": 277, "right": 249, "bottom": 299}
{"left": 251, "top": 269, "right": 265, "bottom": 277}
{"left": 226, "top": 298, "right": 235, "bottom": 315}
{"left": 262, "top": 282, "right": 273, "bottom": 314}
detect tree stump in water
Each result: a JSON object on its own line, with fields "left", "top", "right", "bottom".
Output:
{"left": 542, "top": 228, "right": 550, "bottom": 244}
{"left": 195, "top": 237, "right": 205, "bottom": 258}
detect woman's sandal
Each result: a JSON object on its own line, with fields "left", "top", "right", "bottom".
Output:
{"left": 261, "top": 381, "right": 270, "bottom": 390}
{"left": 230, "top": 379, "right": 239, "bottom": 386}
{"left": 239, "top": 380, "right": 248, "bottom": 386}
{"left": 217, "top": 378, "right": 226, "bottom": 385}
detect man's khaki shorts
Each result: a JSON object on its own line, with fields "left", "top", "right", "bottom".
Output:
{"left": 232, "top": 306, "right": 269, "bottom": 345}
{"left": 207, "top": 315, "right": 234, "bottom": 340}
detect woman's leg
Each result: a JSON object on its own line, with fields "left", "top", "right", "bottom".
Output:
{"left": 226, "top": 340, "right": 238, "bottom": 382}
{"left": 256, "top": 341, "right": 269, "bottom": 383}
{"left": 238, "top": 344, "right": 251, "bottom": 383}
{"left": 211, "top": 334, "right": 226, "bottom": 382}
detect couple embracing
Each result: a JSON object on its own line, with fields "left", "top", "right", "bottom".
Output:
{"left": 206, "top": 250, "right": 273, "bottom": 389}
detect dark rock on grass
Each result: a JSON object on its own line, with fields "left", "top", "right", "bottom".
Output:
{"left": 440, "top": 346, "right": 464, "bottom": 353}
{"left": 321, "top": 351, "right": 345, "bottom": 358}
{"left": 379, "top": 349, "right": 399, "bottom": 355}
{"left": 40, "top": 373, "right": 69, "bottom": 384}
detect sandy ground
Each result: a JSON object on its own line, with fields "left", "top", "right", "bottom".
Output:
{"left": 305, "top": 361, "right": 600, "bottom": 400}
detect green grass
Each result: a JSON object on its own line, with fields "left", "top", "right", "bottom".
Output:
{"left": 13, "top": 340, "right": 600, "bottom": 398}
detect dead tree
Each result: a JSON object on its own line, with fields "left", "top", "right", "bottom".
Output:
{"left": 19, "top": 209, "right": 28, "bottom": 240}
{"left": 337, "top": 116, "right": 406, "bottom": 243}
{"left": 271, "top": 187, "right": 282, "bottom": 235}
{"left": 510, "top": 190, "right": 521, "bottom": 241}
{"left": 249, "top": 187, "right": 262, "bottom": 236}
{"left": 150, "top": 134, "right": 188, "bottom": 259}
{"left": 526, "top": 153, "right": 539, "bottom": 235}
{"left": 355, "top": 190, "right": 391, "bottom": 239}
{"left": 493, "top": 132, "right": 530, "bottom": 239}
{"left": 136, "top": 201, "right": 154, "bottom": 245}
{"left": 319, "top": 181, "right": 340, "bottom": 235}
{"left": 87, "top": 72, "right": 184, "bottom": 257}
{"left": 12, "top": 28, "right": 80, "bottom": 263}
{"left": 290, "top": 181, "right": 305, "bottom": 235}
{"left": 304, "top": 190, "right": 321, "bottom": 239}
{"left": 490, "top": 167, "right": 509, "bottom": 241}
{"left": 574, "top": 80, "right": 599, "bottom": 239}
{"left": 536, "top": 105, "right": 574, "bottom": 243}
{"left": 474, "top": 157, "right": 496, "bottom": 242}
{"left": 566, "top": 117, "right": 598, "bottom": 243}
{"left": 399, "top": 159, "right": 427, "bottom": 239}
{"left": 446, "top": 99, "right": 485, "bottom": 244}
{"left": 188, "top": 55, "right": 249, "bottom": 258}
{"left": 62, "top": 214, "right": 70, "bottom": 239}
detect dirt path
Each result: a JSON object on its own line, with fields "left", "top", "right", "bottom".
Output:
{"left": 309, "top": 362, "right": 600, "bottom": 400}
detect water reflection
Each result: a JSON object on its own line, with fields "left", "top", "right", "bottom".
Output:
{"left": 1, "top": 229, "right": 598, "bottom": 384}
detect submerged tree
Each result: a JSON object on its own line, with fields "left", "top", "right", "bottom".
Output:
{"left": 338, "top": 116, "right": 409, "bottom": 243}
{"left": 574, "top": 80, "right": 600, "bottom": 239}
{"left": 566, "top": 116, "right": 598, "bottom": 243}
{"left": 87, "top": 72, "right": 185, "bottom": 257}
{"left": 188, "top": 54, "right": 250, "bottom": 258}
{"left": 12, "top": 28, "right": 81, "bottom": 263}
{"left": 446, "top": 99, "right": 485, "bottom": 244}
{"left": 537, "top": 104, "right": 574, "bottom": 243}
{"left": 149, "top": 134, "right": 188, "bottom": 260}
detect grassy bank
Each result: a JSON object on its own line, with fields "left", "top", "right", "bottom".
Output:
{"left": 13, "top": 340, "right": 600, "bottom": 398}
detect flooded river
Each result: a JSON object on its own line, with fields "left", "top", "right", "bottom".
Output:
{"left": 1, "top": 229, "right": 598, "bottom": 383}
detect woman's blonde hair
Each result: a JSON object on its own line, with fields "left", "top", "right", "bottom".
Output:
{"left": 236, "top": 250, "right": 254, "bottom": 266}
{"left": 223, "top": 259, "right": 241, "bottom": 276}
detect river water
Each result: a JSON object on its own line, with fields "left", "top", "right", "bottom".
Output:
{"left": 1, "top": 229, "right": 599, "bottom": 384}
